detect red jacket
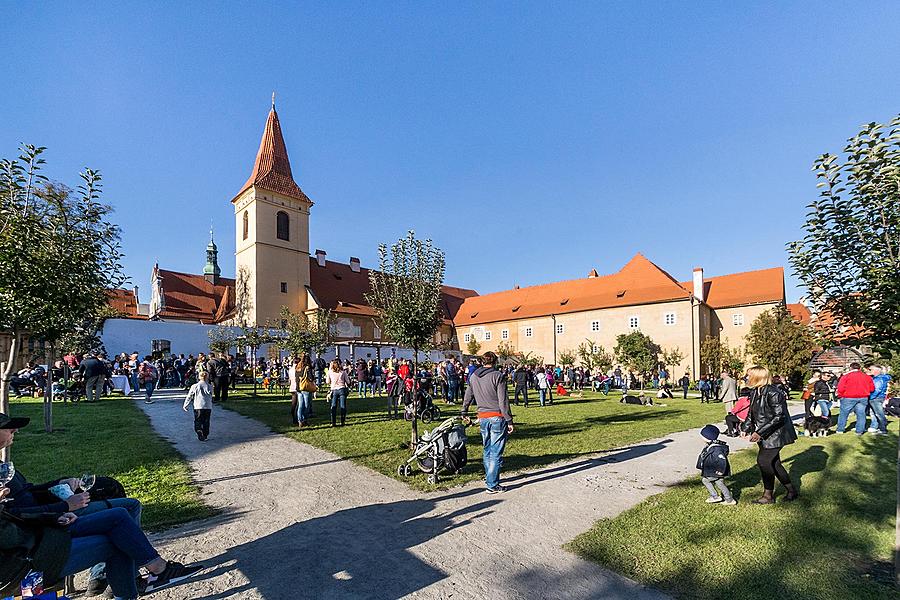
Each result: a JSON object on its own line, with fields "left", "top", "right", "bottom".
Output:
{"left": 836, "top": 370, "right": 875, "bottom": 398}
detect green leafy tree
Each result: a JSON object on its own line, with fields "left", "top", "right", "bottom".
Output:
{"left": 366, "top": 230, "right": 445, "bottom": 447}
{"left": 208, "top": 325, "right": 237, "bottom": 355}
{"left": 558, "top": 349, "right": 576, "bottom": 367}
{"left": 465, "top": 337, "right": 482, "bottom": 356}
{"left": 788, "top": 115, "right": 900, "bottom": 354}
{"left": 273, "top": 307, "right": 334, "bottom": 358}
{"left": 519, "top": 351, "right": 544, "bottom": 367}
{"left": 495, "top": 341, "right": 518, "bottom": 365}
{"left": 0, "top": 147, "right": 125, "bottom": 438}
{"left": 614, "top": 331, "right": 660, "bottom": 391}
{"left": 700, "top": 337, "right": 746, "bottom": 376}
{"left": 745, "top": 306, "right": 816, "bottom": 384}
{"left": 660, "top": 347, "right": 686, "bottom": 378}
{"left": 238, "top": 325, "right": 276, "bottom": 397}
{"left": 576, "top": 339, "right": 612, "bottom": 372}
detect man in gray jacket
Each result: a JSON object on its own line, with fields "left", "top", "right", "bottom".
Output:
{"left": 718, "top": 370, "right": 738, "bottom": 414}
{"left": 462, "top": 352, "right": 514, "bottom": 493}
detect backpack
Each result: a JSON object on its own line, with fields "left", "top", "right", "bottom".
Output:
{"left": 90, "top": 476, "right": 127, "bottom": 502}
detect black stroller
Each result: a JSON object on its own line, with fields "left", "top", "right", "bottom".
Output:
{"left": 403, "top": 375, "right": 442, "bottom": 423}
{"left": 398, "top": 417, "right": 468, "bottom": 485}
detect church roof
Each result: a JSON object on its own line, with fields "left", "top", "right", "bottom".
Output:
{"left": 308, "top": 257, "right": 478, "bottom": 323}
{"left": 154, "top": 269, "right": 235, "bottom": 323}
{"left": 234, "top": 106, "right": 311, "bottom": 204}
{"left": 456, "top": 254, "right": 692, "bottom": 326}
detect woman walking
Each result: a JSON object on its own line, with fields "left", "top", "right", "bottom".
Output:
{"left": 741, "top": 366, "right": 798, "bottom": 504}
{"left": 289, "top": 355, "right": 300, "bottom": 426}
{"left": 139, "top": 359, "right": 157, "bottom": 404}
{"left": 296, "top": 353, "right": 315, "bottom": 427}
{"left": 327, "top": 358, "right": 350, "bottom": 427}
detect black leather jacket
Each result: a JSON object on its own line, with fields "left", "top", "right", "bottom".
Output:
{"left": 741, "top": 384, "right": 797, "bottom": 449}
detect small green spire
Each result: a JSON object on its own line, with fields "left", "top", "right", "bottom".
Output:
{"left": 204, "top": 229, "right": 220, "bottom": 279}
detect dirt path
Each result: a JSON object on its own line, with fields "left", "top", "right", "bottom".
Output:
{"left": 138, "top": 389, "right": 752, "bottom": 599}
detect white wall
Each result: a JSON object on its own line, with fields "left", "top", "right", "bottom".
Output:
{"left": 100, "top": 319, "right": 242, "bottom": 357}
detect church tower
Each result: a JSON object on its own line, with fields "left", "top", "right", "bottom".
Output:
{"left": 232, "top": 98, "right": 312, "bottom": 326}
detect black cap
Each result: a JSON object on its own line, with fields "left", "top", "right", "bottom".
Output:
{"left": 0, "top": 413, "right": 30, "bottom": 429}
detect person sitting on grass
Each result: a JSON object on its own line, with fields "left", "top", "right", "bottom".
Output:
{"left": 696, "top": 424, "right": 736, "bottom": 505}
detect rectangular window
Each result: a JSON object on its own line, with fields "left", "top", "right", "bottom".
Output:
{"left": 463, "top": 333, "right": 471, "bottom": 343}
{"left": 664, "top": 312, "right": 676, "bottom": 325}
{"left": 733, "top": 313, "right": 745, "bottom": 326}
{"left": 590, "top": 320, "right": 600, "bottom": 332}
{"left": 525, "top": 327, "right": 533, "bottom": 338}
{"left": 501, "top": 329, "right": 509, "bottom": 340}
{"left": 374, "top": 326, "right": 382, "bottom": 340}
{"left": 280, "top": 282, "right": 288, "bottom": 294}
{"left": 629, "top": 316, "right": 640, "bottom": 330}
{"left": 484, "top": 331, "right": 492, "bottom": 341}
{"left": 556, "top": 323, "right": 564, "bottom": 335}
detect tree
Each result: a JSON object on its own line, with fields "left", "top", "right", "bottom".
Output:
{"left": 788, "top": 115, "right": 900, "bottom": 354}
{"left": 558, "top": 349, "right": 576, "bottom": 367}
{"left": 272, "top": 307, "right": 334, "bottom": 358}
{"left": 465, "top": 337, "right": 482, "bottom": 356}
{"left": 0, "top": 146, "right": 125, "bottom": 439}
{"left": 700, "top": 337, "right": 746, "bottom": 376}
{"left": 614, "top": 331, "right": 660, "bottom": 391}
{"left": 366, "top": 231, "right": 445, "bottom": 448}
{"left": 208, "top": 325, "right": 237, "bottom": 355}
{"left": 745, "top": 306, "right": 816, "bottom": 384}
{"left": 495, "top": 341, "right": 518, "bottom": 365}
{"left": 660, "top": 347, "right": 686, "bottom": 377}
{"left": 576, "top": 339, "right": 612, "bottom": 372}
{"left": 519, "top": 351, "right": 544, "bottom": 367}
{"left": 238, "top": 325, "right": 276, "bottom": 397}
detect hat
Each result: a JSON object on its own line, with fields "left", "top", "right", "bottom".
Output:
{"left": 0, "top": 413, "right": 30, "bottom": 429}
{"left": 700, "top": 424, "right": 720, "bottom": 441}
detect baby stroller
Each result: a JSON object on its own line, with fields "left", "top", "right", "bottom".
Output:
{"left": 403, "top": 375, "right": 442, "bottom": 423}
{"left": 397, "top": 417, "right": 468, "bottom": 485}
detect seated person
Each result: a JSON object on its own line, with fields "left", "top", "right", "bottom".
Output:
{"left": 724, "top": 389, "right": 752, "bottom": 437}
{"left": 1, "top": 487, "right": 202, "bottom": 598}
{"left": 657, "top": 384, "right": 674, "bottom": 399}
{"left": 555, "top": 383, "right": 569, "bottom": 397}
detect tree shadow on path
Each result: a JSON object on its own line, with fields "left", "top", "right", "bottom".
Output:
{"left": 182, "top": 490, "right": 501, "bottom": 600}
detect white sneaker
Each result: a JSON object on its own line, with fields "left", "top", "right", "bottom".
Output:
{"left": 867, "top": 427, "right": 878, "bottom": 433}
{"left": 803, "top": 430, "right": 810, "bottom": 437}
{"left": 705, "top": 496, "right": 723, "bottom": 503}
{"left": 721, "top": 499, "right": 737, "bottom": 506}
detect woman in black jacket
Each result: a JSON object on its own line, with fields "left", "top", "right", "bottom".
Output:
{"left": 741, "top": 366, "right": 798, "bottom": 504}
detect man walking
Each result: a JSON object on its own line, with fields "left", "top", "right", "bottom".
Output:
{"left": 680, "top": 373, "right": 691, "bottom": 399}
{"left": 79, "top": 352, "right": 108, "bottom": 402}
{"left": 462, "top": 352, "right": 514, "bottom": 494}
{"left": 512, "top": 364, "right": 529, "bottom": 407}
{"left": 718, "top": 370, "right": 737, "bottom": 414}
{"left": 209, "top": 353, "right": 231, "bottom": 403}
{"left": 867, "top": 365, "right": 891, "bottom": 435}
{"left": 836, "top": 362, "right": 875, "bottom": 435}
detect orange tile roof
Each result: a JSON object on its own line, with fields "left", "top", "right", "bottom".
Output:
{"left": 787, "top": 302, "right": 812, "bottom": 325}
{"left": 684, "top": 267, "right": 785, "bottom": 308}
{"left": 233, "top": 106, "right": 311, "bottom": 204}
{"left": 106, "top": 289, "right": 146, "bottom": 320}
{"left": 308, "top": 258, "right": 477, "bottom": 323}
{"left": 456, "top": 254, "right": 692, "bottom": 326}
{"left": 156, "top": 269, "right": 235, "bottom": 323}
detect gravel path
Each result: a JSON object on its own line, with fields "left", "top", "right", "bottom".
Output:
{"left": 137, "top": 389, "right": 753, "bottom": 599}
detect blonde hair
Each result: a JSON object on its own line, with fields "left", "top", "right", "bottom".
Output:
{"left": 330, "top": 359, "right": 342, "bottom": 372}
{"left": 745, "top": 366, "right": 771, "bottom": 389}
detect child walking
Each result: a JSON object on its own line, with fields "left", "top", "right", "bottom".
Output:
{"left": 184, "top": 371, "right": 213, "bottom": 441}
{"left": 696, "top": 424, "right": 735, "bottom": 505}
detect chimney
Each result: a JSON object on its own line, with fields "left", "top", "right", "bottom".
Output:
{"left": 350, "top": 257, "right": 361, "bottom": 273}
{"left": 588, "top": 268, "right": 599, "bottom": 278}
{"left": 132, "top": 286, "right": 140, "bottom": 305}
{"left": 692, "top": 267, "right": 705, "bottom": 303}
{"left": 315, "top": 249, "right": 327, "bottom": 268}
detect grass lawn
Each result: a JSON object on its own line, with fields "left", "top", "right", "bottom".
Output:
{"left": 568, "top": 421, "right": 899, "bottom": 599}
{"left": 8, "top": 395, "right": 215, "bottom": 530}
{"left": 225, "top": 385, "right": 729, "bottom": 490}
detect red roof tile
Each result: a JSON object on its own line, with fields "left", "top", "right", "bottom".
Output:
{"left": 684, "top": 267, "right": 785, "bottom": 308}
{"left": 106, "top": 289, "right": 146, "bottom": 319}
{"left": 234, "top": 107, "right": 311, "bottom": 204}
{"left": 456, "top": 254, "right": 692, "bottom": 326}
{"left": 787, "top": 303, "right": 812, "bottom": 325}
{"left": 308, "top": 258, "right": 477, "bottom": 322}
{"left": 156, "top": 269, "right": 235, "bottom": 323}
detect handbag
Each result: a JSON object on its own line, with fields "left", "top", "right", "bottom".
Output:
{"left": 298, "top": 367, "right": 317, "bottom": 393}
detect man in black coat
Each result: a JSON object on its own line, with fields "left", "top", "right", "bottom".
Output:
{"left": 512, "top": 365, "right": 529, "bottom": 407}
{"left": 79, "top": 353, "right": 109, "bottom": 403}
{"left": 208, "top": 353, "right": 231, "bottom": 403}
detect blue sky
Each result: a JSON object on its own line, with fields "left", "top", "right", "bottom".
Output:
{"left": 3, "top": 2, "right": 899, "bottom": 302}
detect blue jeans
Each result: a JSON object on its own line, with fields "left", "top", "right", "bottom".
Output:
{"left": 298, "top": 391, "right": 313, "bottom": 423}
{"left": 817, "top": 399, "right": 833, "bottom": 418}
{"left": 331, "top": 387, "right": 348, "bottom": 409}
{"left": 357, "top": 381, "right": 367, "bottom": 398}
{"left": 539, "top": 388, "right": 547, "bottom": 406}
{"left": 129, "top": 372, "right": 139, "bottom": 395}
{"left": 63, "top": 508, "right": 159, "bottom": 600}
{"left": 144, "top": 381, "right": 155, "bottom": 400}
{"left": 479, "top": 416, "right": 509, "bottom": 490}
{"left": 868, "top": 397, "right": 888, "bottom": 432}
{"left": 77, "top": 497, "right": 144, "bottom": 582}
{"left": 837, "top": 397, "right": 868, "bottom": 433}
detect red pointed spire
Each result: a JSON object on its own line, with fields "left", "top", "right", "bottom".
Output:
{"left": 235, "top": 105, "right": 311, "bottom": 204}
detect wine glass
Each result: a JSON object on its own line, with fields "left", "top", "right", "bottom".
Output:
{"left": 79, "top": 472, "right": 96, "bottom": 492}
{"left": 0, "top": 461, "right": 15, "bottom": 503}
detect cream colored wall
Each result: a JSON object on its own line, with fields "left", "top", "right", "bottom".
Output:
{"left": 234, "top": 188, "right": 311, "bottom": 325}
{"left": 461, "top": 299, "right": 696, "bottom": 375}
{"left": 713, "top": 301, "right": 781, "bottom": 355}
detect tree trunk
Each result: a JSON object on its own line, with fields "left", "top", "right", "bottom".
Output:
{"left": 252, "top": 346, "right": 258, "bottom": 397}
{"left": 410, "top": 347, "right": 419, "bottom": 449}
{"left": 1, "top": 332, "right": 20, "bottom": 462}
{"left": 43, "top": 345, "right": 55, "bottom": 433}
{"left": 895, "top": 424, "right": 899, "bottom": 588}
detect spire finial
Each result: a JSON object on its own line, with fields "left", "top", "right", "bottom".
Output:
{"left": 271, "top": 91, "right": 276, "bottom": 109}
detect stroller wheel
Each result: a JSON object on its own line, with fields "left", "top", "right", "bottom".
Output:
{"left": 427, "top": 473, "right": 438, "bottom": 485}
{"left": 420, "top": 409, "right": 434, "bottom": 423}
{"left": 402, "top": 464, "right": 411, "bottom": 476}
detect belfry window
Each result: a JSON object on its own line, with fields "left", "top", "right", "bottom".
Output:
{"left": 276, "top": 211, "right": 290, "bottom": 241}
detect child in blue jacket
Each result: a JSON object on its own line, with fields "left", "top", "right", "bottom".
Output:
{"left": 697, "top": 424, "right": 736, "bottom": 505}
